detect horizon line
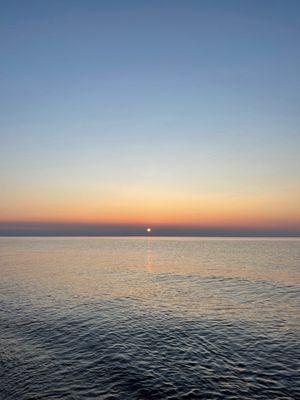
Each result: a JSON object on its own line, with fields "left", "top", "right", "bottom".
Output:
{"left": 1, "top": 234, "right": 299, "bottom": 238}
{"left": 1, "top": 221, "right": 299, "bottom": 237}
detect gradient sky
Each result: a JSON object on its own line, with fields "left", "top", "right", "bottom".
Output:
{"left": 1, "top": 0, "right": 300, "bottom": 235}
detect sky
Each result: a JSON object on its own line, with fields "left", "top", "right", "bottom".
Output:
{"left": 0, "top": 0, "right": 300, "bottom": 236}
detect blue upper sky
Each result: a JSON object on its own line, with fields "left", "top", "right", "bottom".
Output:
{"left": 0, "top": 0, "right": 299, "bottom": 234}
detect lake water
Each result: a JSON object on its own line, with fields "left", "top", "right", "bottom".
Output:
{"left": 0, "top": 237, "right": 299, "bottom": 399}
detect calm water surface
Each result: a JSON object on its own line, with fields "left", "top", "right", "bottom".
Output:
{"left": 0, "top": 237, "right": 299, "bottom": 399}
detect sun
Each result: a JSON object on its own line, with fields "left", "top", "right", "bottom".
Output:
{"left": 146, "top": 227, "right": 151, "bottom": 233}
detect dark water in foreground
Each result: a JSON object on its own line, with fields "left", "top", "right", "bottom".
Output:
{"left": 0, "top": 237, "right": 299, "bottom": 399}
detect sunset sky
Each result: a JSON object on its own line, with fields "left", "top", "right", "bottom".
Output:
{"left": 1, "top": 0, "right": 300, "bottom": 235}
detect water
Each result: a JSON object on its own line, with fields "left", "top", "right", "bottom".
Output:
{"left": 0, "top": 237, "right": 299, "bottom": 399}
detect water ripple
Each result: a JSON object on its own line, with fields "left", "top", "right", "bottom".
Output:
{"left": 0, "top": 237, "right": 299, "bottom": 399}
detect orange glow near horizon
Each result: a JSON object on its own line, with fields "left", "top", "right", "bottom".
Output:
{"left": 1, "top": 187, "right": 299, "bottom": 230}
